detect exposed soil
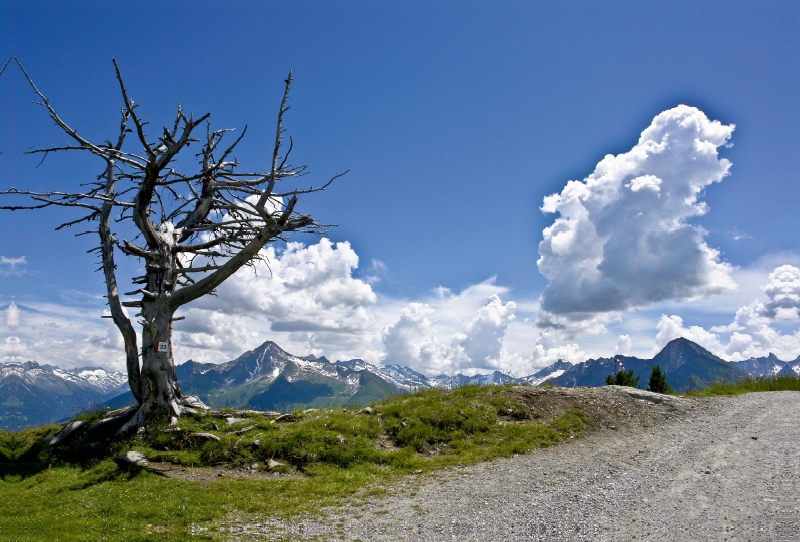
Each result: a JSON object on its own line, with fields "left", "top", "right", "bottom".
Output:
{"left": 138, "top": 462, "right": 295, "bottom": 482}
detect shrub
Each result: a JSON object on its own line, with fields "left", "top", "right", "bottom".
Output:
{"left": 647, "top": 365, "right": 673, "bottom": 394}
{"left": 605, "top": 369, "right": 640, "bottom": 388}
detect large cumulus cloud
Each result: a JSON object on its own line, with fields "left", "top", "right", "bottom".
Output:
{"left": 381, "top": 289, "right": 522, "bottom": 375}
{"left": 537, "top": 105, "right": 736, "bottom": 327}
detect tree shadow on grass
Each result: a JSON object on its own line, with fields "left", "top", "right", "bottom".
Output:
{"left": 0, "top": 409, "right": 142, "bottom": 484}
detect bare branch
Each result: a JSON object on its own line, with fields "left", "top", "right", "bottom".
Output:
{"left": 14, "top": 59, "right": 143, "bottom": 168}
{"left": 256, "top": 71, "right": 293, "bottom": 213}
{"left": 112, "top": 58, "right": 154, "bottom": 159}
{"left": 121, "top": 240, "right": 157, "bottom": 259}
{"left": 0, "top": 57, "right": 11, "bottom": 77}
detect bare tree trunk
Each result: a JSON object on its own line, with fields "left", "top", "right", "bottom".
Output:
{"left": 138, "top": 299, "right": 182, "bottom": 418}
{"left": 119, "top": 221, "right": 206, "bottom": 432}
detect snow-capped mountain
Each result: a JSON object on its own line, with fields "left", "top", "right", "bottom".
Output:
{"left": 49, "top": 366, "right": 128, "bottom": 395}
{"left": 101, "top": 341, "right": 534, "bottom": 412}
{"left": 171, "top": 341, "right": 441, "bottom": 410}
{"left": 0, "top": 361, "right": 127, "bottom": 430}
{"left": 729, "top": 353, "right": 800, "bottom": 377}
{"left": 522, "top": 360, "right": 574, "bottom": 386}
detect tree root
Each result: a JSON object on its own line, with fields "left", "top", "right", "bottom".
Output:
{"left": 116, "top": 395, "right": 209, "bottom": 435}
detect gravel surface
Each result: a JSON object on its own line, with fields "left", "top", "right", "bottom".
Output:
{"left": 219, "top": 389, "right": 799, "bottom": 541}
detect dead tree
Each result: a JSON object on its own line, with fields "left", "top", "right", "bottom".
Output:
{"left": 1, "top": 59, "right": 344, "bottom": 430}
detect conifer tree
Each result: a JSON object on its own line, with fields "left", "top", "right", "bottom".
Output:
{"left": 647, "top": 365, "right": 673, "bottom": 394}
{"left": 605, "top": 368, "right": 640, "bottom": 388}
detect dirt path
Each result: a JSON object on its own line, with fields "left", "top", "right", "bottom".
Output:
{"left": 222, "top": 390, "right": 800, "bottom": 541}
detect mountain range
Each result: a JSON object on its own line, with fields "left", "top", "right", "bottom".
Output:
{"left": 0, "top": 362, "right": 127, "bottom": 431}
{"left": 3, "top": 338, "right": 799, "bottom": 431}
{"left": 541, "top": 338, "right": 800, "bottom": 390}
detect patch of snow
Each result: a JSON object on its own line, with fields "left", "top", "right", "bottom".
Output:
{"left": 527, "top": 369, "right": 566, "bottom": 387}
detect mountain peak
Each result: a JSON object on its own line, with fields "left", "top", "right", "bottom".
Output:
{"left": 657, "top": 337, "right": 720, "bottom": 361}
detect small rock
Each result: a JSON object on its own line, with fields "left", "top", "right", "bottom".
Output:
{"left": 230, "top": 424, "right": 258, "bottom": 435}
{"left": 751, "top": 436, "right": 758, "bottom": 440}
{"left": 270, "top": 414, "right": 295, "bottom": 424}
{"left": 116, "top": 450, "right": 148, "bottom": 467}
{"left": 182, "top": 395, "right": 209, "bottom": 409}
{"left": 251, "top": 440, "right": 262, "bottom": 447}
{"left": 225, "top": 417, "right": 248, "bottom": 426}
{"left": 267, "top": 459, "right": 285, "bottom": 470}
{"left": 303, "top": 408, "right": 318, "bottom": 414}
{"left": 250, "top": 463, "right": 259, "bottom": 471}
{"left": 617, "top": 387, "right": 681, "bottom": 404}
{"left": 337, "top": 434, "right": 346, "bottom": 444}
{"left": 361, "top": 407, "right": 373, "bottom": 414}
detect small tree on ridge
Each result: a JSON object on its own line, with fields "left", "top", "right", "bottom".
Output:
{"left": 647, "top": 365, "right": 673, "bottom": 394}
{"left": 605, "top": 369, "right": 640, "bottom": 388}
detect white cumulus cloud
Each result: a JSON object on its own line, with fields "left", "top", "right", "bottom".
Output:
{"left": 452, "top": 294, "right": 516, "bottom": 367}
{"left": 530, "top": 330, "right": 588, "bottom": 367}
{"left": 615, "top": 334, "right": 633, "bottom": 354}
{"left": 537, "top": 105, "right": 736, "bottom": 329}
{"left": 381, "top": 303, "right": 450, "bottom": 374}
{"left": 381, "top": 289, "right": 523, "bottom": 375}
{"left": 174, "top": 239, "right": 380, "bottom": 363}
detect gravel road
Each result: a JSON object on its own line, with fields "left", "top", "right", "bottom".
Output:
{"left": 222, "top": 390, "right": 799, "bottom": 541}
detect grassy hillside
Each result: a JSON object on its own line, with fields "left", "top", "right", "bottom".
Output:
{"left": 0, "top": 385, "right": 586, "bottom": 541}
{"left": 686, "top": 374, "right": 800, "bottom": 396}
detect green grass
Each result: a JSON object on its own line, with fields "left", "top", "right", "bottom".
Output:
{"left": 685, "top": 374, "right": 800, "bottom": 396}
{"left": 0, "top": 385, "right": 587, "bottom": 541}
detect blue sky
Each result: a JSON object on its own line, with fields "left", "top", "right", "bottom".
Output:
{"left": 1, "top": 1, "right": 798, "bottom": 375}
